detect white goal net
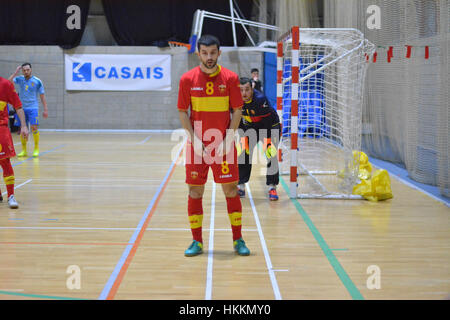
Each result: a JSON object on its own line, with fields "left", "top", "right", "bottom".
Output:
{"left": 277, "top": 27, "right": 375, "bottom": 199}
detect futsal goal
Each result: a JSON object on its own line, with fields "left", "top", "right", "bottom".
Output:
{"left": 277, "top": 27, "right": 375, "bottom": 199}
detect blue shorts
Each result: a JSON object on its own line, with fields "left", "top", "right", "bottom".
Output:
{"left": 14, "top": 108, "right": 39, "bottom": 127}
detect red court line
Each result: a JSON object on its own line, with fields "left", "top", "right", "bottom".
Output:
{"left": 0, "top": 242, "right": 131, "bottom": 246}
{"left": 106, "top": 154, "right": 181, "bottom": 300}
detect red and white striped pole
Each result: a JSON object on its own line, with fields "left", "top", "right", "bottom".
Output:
{"left": 276, "top": 41, "right": 283, "bottom": 163}
{"left": 290, "top": 26, "right": 299, "bottom": 199}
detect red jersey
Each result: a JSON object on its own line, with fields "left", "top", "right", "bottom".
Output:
{"left": 177, "top": 65, "right": 243, "bottom": 144}
{"left": 0, "top": 76, "right": 22, "bottom": 126}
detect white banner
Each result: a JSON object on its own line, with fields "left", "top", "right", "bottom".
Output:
{"left": 65, "top": 54, "right": 171, "bottom": 91}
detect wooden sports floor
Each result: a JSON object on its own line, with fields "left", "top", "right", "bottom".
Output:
{"left": 0, "top": 132, "right": 448, "bottom": 300}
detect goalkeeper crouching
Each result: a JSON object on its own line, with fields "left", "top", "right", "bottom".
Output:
{"left": 237, "top": 77, "right": 281, "bottom": 201}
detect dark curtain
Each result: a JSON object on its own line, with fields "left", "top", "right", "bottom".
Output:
{"left": 102, "top": 0, "right": 253, "bottom": 46}
{"left": 0, "top": 0, "right": 90, "bottom": 49}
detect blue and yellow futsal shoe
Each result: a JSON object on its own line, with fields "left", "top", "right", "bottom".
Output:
{"left": 233, "top": 238, "right": 250, "bottom": 256}
{"left": 184, "top": 240, "right": 203, "bottom": 257}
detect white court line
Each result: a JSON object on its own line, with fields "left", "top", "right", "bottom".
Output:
{"left": 245, "top": 183, "right": 282, "bottom": 300}
{"left": 0, "top": 288, "right": 24, "bottom": 292}
{"left": 205, "top": 181, "right": 216, "bottom": 300}
{"left": 136, "top": 136, "right": 152, "bottom": 145}
{"left": 0, "top": 227, "right": 137, "bottom": 231}
{"left": 272, "top": 269, "right": 289, "bottom": 272}
{"left": 1, "top": 179, "right": 32, "bottom": 197}
{"left": 0, "top": 226, "right": 259, "bottom": 231}
{"left": 34, "top": 185, "right": 164, "bottom": 188}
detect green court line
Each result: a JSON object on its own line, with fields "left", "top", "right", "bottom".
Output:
{"left": 279, "top": 178, "right": 364, "bottom": 300}
{"left": 0, "top": 290, "right": 88, "bottom": 300}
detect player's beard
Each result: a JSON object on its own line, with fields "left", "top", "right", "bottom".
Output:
{"left": 202, "top": 58, "right": 217, "bottom": 70}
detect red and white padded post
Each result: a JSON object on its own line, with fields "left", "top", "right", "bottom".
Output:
{"left": 276, "top": 41, "right": 283, "bottom": 163}
{"left": 289, "top": 26, "right": 299, "bottom": 198}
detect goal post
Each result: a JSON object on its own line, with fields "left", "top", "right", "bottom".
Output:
{"left": 277, "top": 27, "right": 375, "bottom": 199}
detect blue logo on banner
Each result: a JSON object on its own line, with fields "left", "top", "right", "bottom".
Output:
{"left": 72, "top": 62, "right": 92, "bottom": 82}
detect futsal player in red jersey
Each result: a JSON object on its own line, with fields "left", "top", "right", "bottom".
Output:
{"left": 178, "top": 35, "right": 250, "bottom": 256}
{"left": 0, "top": 76, "right": 29, "bottom": 208}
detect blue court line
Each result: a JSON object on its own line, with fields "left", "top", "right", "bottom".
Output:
{"left": 280, "top": 178, "right": 364, "bottom": 300}
{"left": 8, "top": 218, "right": 24, "bottom": 221}
{"left": 370, "top": 157, "right": 449, "bottom": 207}
{"left": 12, "top": 144, "right": 66, "bottom": 167}
{"left": 0, "top": 290, "right": 88, "bottom": 300}
{"left": 136, "top": 136, "right": 152, "bottom": 145}
{"left": 97, "top": 140, "right": 185, "bottom": 300}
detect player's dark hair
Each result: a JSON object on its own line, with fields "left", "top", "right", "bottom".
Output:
{"left": 240, "top": 77, "right": 252, "bottom": 86}
{"left": 251, "top": 68, "right": 259, "bottom": 73}
{"left": 197, "top": 34, "right": 220, "bottom": 51}
{"left": 21, "top": 62, "right": 32, "bottom": 68}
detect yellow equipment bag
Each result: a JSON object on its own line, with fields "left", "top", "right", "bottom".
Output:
{"left": 351, "top": 151, "right": 393, "bottom": 201}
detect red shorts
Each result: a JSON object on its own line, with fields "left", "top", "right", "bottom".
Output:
{"left": 0, "top": 125, "right": 15, "bottom": 160}
{"left": 185, "top": 141, "right": 239, "bottom": 185}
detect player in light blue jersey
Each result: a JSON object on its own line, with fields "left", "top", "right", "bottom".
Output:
{"left": 9, "top": 63, "right": 48, "bottom": 157}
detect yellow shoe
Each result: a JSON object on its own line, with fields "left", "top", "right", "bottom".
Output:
{"left": 17, "top": 150, "right": 27, "bottom": 157}
{"left": 33, "top": 149, "right": 39, "bottom": 157}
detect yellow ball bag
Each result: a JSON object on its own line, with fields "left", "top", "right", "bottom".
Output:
{"left": 352, "top": 169, "right": 393, "bottom": 201}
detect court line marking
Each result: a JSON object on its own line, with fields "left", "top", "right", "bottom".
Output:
{"left": 0, "top": 242, "right": 132, "bottom": 246}
{"left": 0, "top": 290, "right": 88, "bottom": 300}
{"left": 0, "top": 226, "right": 259, "bottom": 232}
{"left": 32, "top": 184, "right": 170, "bottom": 188}
{"left": 0, "top": 288, "right": 23, "bottom": 291}
{"left": 136, "top": 135, "right": 152, "bottom": 145}
{"left": 98, "top": 140, "right": 185, "bottom": 300}
{"left": 1, "top": 179, "right": 33, "bottom": 197}
{"left": 205, "top": 181, "right": 216, "bottom": 300}
{"left": 279, "top": 177, "right": 364, "bottom": 300}
{"left": 245, "top": 183, "right": 282, "bottom": 300}
{"left": 12, "top": 144, "right": 66, "bottom": 167}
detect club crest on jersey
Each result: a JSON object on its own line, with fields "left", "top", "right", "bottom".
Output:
{"left": 218, "top": 84, "right": 226, "bottom": 93}
{"left": 191, "top": 171, "right": 199, "bottom": 179}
